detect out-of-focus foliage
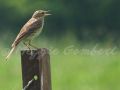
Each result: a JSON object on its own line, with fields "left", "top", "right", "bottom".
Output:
{"left": 0, "top": 0, "right": 120, "bottom": 43}
{"left": 0, "top": 44, "right": 120, "bottom": 90}
{"left": 0, "top": 1, "right": 120, "bottom": 90}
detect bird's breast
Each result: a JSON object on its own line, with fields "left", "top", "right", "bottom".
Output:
{"left": 29, "top": 22, "right": 44, "bottom": 39}
{"left": 33, "top": 19, "right": 44, "bottom": 37}
{"left": 23, "top": 18, "right": 44, "bottom": 42}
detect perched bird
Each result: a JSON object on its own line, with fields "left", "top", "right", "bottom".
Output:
{"left": 6, "top": 10, "right": 51, "bottom": 60}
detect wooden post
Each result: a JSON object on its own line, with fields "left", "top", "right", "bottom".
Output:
{"left": 21, "top": 48, "right": 51, "bottom": 90}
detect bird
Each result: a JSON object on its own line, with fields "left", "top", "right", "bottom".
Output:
{"left": 6, "top": 10, "right": 51, "bottom": 60}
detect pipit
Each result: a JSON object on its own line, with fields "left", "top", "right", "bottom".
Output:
{"left": 6, "top": 10, "right": 51, "bottom": 60}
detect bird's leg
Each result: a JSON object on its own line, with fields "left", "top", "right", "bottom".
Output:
{"left": 23, "top": 42, "right": 33, "bottom": 55}
{"left": 23, "top": 42, "right": 31, "bottom": 50}
{"left": 28, "top": 40, "right": 38, "bottom": 49}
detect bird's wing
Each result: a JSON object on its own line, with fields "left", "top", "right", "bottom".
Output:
{"left": 12, "top": 18, "right": 40, "bottom": 47}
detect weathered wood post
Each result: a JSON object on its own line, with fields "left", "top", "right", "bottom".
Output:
{"left": 21, "top": 48, "right": 51, "bottom": 90}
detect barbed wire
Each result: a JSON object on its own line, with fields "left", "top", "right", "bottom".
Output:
{"left": 22, "top": 75, "right": 38, "bottom": 90}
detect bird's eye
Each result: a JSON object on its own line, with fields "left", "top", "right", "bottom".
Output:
{"left": 41, "top": 12, "right": 44, "bottom": 14}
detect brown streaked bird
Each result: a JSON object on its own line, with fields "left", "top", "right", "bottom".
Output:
{"left": 6, "top": 10, "right": 51, "bottom": 60}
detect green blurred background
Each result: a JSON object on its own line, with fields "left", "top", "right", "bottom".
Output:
{"left": 0, "top": 0, "right": 120, "bottom": 90}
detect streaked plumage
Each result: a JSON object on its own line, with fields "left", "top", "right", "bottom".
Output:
{"left": 6, "top": 10, "right": 51, "bottom": 60}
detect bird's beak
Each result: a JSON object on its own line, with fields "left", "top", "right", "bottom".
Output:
{"left": 44, "top": 10, "right": 51, "bottom": 16}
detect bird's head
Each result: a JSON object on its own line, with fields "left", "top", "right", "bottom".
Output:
{"left": 32, "top": 10, "right": 51, "bottom": 18}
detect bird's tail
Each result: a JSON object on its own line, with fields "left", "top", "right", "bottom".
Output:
{"left": 5, "top": 46, "right": 16, "bottom": 61}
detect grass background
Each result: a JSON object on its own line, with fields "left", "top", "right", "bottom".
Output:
{"left": 0, "top": 37, "right": 120, "bottom": 90}
{"left": 0, "top": 0, "right": 120, "bottom": 89}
